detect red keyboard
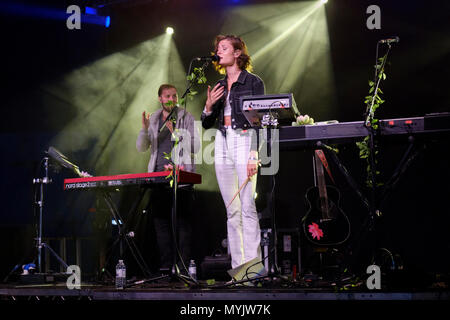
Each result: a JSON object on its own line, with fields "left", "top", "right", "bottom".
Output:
{"left": 64, "top": 171, "right": 201, "bottom": 190}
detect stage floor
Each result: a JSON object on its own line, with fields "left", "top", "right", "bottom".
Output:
{"left": 1, "top": 277, "right": 448, "bottom": 318}
{"left": 1, "top": 276, "right": 449, "bottom": 301}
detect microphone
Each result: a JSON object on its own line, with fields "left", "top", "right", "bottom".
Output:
{"left": 159, "top": 106, "right": 178, "bottom": 133}
{"left": 195, "top": 54, "right": 220, "bottom": 62}
{"left": 379, "top": 36, "right": 400, "bottom": 44}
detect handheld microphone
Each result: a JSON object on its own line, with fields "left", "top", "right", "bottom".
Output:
{"left": 379, "top": 36, "right": 400, "bottom": 44}
{"left": 195, "top": 54, "right": 220, "bottom": 62}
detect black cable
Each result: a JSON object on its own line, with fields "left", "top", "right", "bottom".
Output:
{"left": 243, "top": 247, "right": 275, "bottom": 283}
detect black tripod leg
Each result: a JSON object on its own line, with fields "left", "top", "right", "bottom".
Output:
{"left": 379, "top": 137, "right": 423, "bottom": 210}
{"left": 320, "top": 143, "right": 375, "bottom": 269}
{"left": 124, "top": 187, "right": 153, "bottom": 277}
{"left": 322, "top": 145, "right": 370, "bottom": 212}
{"left": 102, "top": 192, "right": 125, "bottom": 257}
{"left": 41, "top": 243, "right": 69, "bottom": 270}
{"left": 126, "top": 187, "right": 149, "bottom": 226}
{"left": 102, "top": 190, "right": 152, "bottom": 278}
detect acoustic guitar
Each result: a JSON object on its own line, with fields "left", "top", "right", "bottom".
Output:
{"left": 302, "top": 150, "right": 351, "bottom": 246}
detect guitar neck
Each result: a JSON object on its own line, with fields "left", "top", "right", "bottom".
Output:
{"left": 314, "top": 151, "right": 329, "bottom": 216}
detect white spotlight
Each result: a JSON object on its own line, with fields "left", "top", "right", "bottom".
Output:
{"left": 321, "top": 0, "right": 328, "bottom": 4}
{"left": 166, "top": 27, "right": 174, "bottom": 35}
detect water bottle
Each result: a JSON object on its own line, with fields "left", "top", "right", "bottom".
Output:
{"left": 115, "top": 260, "right": 126, "bottom": 289}
{"left": 188, "top": 259, "right": 197, "bottom": 280}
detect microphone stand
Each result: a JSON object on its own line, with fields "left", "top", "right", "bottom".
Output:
{"left": 353, "top": 41, "right": 397, "bottom": 275}
{"left": 182, "top": 59, "right": 211, "bottom": 100}
{"left": 128, "top": 57, "right": 211, "bottom": 288}
{"left": 176, "top": 58, "right": 211, "bottom": 136}
{"left": 167, "top": 57, "right": 212, "bottom": 286}
{"left": 33, "top": 157, "right": 69, "bottom": 274}
{"left": 159, "top": 105, "right": 178, "bottom": 133}
{"left": 363, "top": 42, "right": 393, "bottom": 230}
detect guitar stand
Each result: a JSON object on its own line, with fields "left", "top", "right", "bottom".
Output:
{"left": 315, "top": 141, "right": 373, "bottom": 265}
{"left": 317, "top": 137, "right": 424, "bottom": 272}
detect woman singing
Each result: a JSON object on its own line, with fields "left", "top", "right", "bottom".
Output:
{"left": 201, "top": 35, "right": 265, "bottom": 272}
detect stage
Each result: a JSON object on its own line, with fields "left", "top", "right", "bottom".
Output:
{"left": 1, "top": 280, "right": 449, "bottom": 318}
{"left": 1, "top": 275, "right": 449, "bottom": 301}
{"left": 1, "top": 1, "right": 450, "bottom": 315}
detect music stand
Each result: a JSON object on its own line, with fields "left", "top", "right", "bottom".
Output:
{"left": 238, "top": 93, "right": 299, "bottom": 282}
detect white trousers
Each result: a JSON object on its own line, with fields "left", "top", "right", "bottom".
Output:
{"left": 215, "top": 128, "right": 261, "bottom": 269}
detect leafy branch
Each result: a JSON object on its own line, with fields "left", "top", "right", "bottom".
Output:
{"left": 163, "top": 128, "right": 180, "bottom": 188}
{"left": 187, "top": 67, "right": 207, "bottom": 84}
{"left": 163, "top": 66, "right": 208, "bottom": 187}
{"left": 177, "top": 66, "right": 207, "bottom": 107}
{"left": 357, "top": 56, "right": 389, "bottom": 188}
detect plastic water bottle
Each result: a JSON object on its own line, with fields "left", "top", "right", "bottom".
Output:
{"left": 188, "top": 259, "right": 197, "bottom": 280}
{"left": 115, "top": 260, "right": 126, "bottom": 289}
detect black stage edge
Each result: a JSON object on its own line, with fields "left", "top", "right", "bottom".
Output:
{"left": 0, "top": 285, "right": 448, "bottom": 318}
{"left": 1, "top": 281, "right": 449, "bottom": 299}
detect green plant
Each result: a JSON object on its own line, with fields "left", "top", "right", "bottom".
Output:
{"left": 163, "top": 67, "right": 208, "bottom": 187}
{"left": 187, "top": 67, "right": 207, "bottom": 84}
{"left": 364, "top": 57, "right": 387, "bottom": 128}
{"left": 356, "top": 54, "right": 387, "bottom": 188}
{"left": 356, "top": 56, "right": 388, "bottom": 188}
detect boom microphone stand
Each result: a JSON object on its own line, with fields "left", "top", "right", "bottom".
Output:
{"left": 127, "top": 57, "right": 210, "bottom": 288}
{"left": 364, "top": 40, "right": 394, "bottom": 230}
{"left": 351, "top": 39, "right": 397, "bottom": 272}
{"left": 163, "top": 57, "right": 211, "bottom": 285}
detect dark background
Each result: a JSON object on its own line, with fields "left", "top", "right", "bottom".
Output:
{"left": 0, "top": 0, "right": 449, "bottom": 285}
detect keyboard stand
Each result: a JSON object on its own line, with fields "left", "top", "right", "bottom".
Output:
{"left": 101, "top": 187, "right": 153, "bottom": 281}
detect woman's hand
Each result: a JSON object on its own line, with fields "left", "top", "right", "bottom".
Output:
{"left": 247, "top": 150, "right": 259, "bottom": 177}
{"left": 142, "top": 111, "right": 150, "bottom": 130}
{"left": 247, "top": 159, "right": 259, "bottom": 177}
{"left": 205, "top": 83, "right": 225, "bottom": 112}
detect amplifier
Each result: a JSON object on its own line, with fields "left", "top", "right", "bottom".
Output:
{"left": 261, "top": 228, "right": 302, "bottom": 275}
{"left": 200, "top": 254, "right": 231, "bottom": 281}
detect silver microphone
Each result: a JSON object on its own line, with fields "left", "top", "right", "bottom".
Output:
{"left": 379, "top": 36, "right": 400, "bottom": 44}
{"left": 195, "top": 54, "right": 220, "bottom": 62}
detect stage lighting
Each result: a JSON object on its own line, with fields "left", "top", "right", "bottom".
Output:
{"left": 166, "top": 27, "right": 174, "bottom": 35}
{"left": 85, "top": 6, "right": 97, "bottom": 15}
{"left": 321, "top": 0, "right": 328, "bottom": 4}
{"left": 84, "top": 6, "right": 111, "bottom": 28}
